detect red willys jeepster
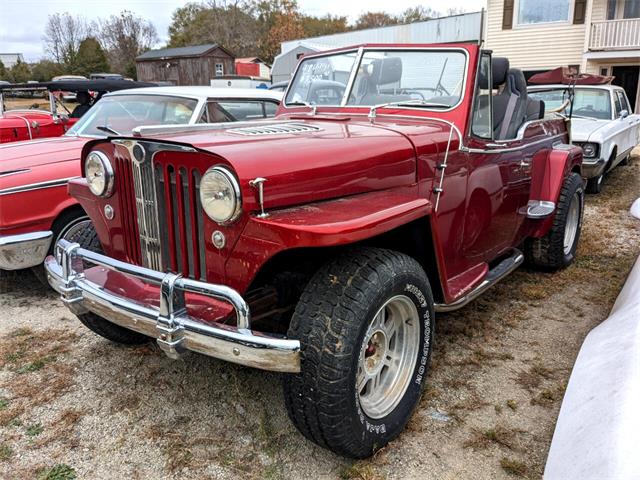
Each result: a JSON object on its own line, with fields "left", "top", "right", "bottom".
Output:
{"left": 45, "top": 44, "right": 584, "bottom": 458}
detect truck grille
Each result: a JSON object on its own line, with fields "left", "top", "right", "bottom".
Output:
{"left": 115, "top": 150, "right": 206, "bottom": 280}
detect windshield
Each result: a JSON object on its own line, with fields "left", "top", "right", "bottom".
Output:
{"left": 285, "top": 49, "right": 467, "bottom": 109}
{"left": 66, "top": 94, "right": 199, "bottom": 137}
{"left": 528, "top": 88, "right": 612, "bottom": 120}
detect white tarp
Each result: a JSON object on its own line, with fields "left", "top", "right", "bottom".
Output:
{"left": 544, "top": 206, "right": 640, "bottom": 479}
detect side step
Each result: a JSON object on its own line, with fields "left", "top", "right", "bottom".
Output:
{"left": 526, "top": 200, "right": 555, "bottom": 219}
{"left": 434, "top": 249, "right": 524, "bottom": 313}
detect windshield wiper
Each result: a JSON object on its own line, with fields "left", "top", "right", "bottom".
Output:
{"left": 96, "top": 125, "right": 121, "bottom": 135}
{"left": 368, "top": 99, "right": 450, "bottom": 119}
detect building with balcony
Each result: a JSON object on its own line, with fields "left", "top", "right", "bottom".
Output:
{"left": 486, "top": 0, "right": 640, "bottom": 111}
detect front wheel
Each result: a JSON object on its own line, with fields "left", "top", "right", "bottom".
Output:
{"left": 586, "top": 172, "right": 604, "bottom": 194}
{"left": 525, "top": 172, "right": 584, "bottom": 270}
{"left": 283, "top": 248, "right": 434, "bottom": 458}
{"left": 32, "top": 210, "right": 102, "bottom": 286}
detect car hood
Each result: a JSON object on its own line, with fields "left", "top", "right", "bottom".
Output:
{"left": 570, "top": 118, "right": 609, "bottom": 142}
{"left": 0, "top": 135, "right": 90, "bottom": 173}
{"left": 139, "top": 117, "right": 445, "bottom": 211}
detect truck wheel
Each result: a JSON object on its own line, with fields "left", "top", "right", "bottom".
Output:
{"left": 525, "top": 172, "right": 584, "bottom": 270}
{"left": 32, "top": 210, "right": 102, "bottom": 286}
{"left": 585, "top": 172, "right": 604, "bottom": 194}
{"left": 77, "top": 312, "right": 150, "bottom": 345}
{"left": 283, "top": 248, "right": 434, "bottom": 458}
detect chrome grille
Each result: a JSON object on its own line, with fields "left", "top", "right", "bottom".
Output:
{"left": 227, "top": 122, "right": 321, "bottom": 136}
{"left": 131, "top": 156, "right": 163, "bottom": 271}
{"left": 118, "top": 141, "right": 207, "bottom": 280}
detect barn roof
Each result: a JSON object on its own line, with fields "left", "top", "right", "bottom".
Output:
{"left": 137, "top": 43, "right": 234, "bottom": 61}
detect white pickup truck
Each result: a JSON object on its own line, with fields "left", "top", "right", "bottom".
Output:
{"left": 529, "top": 84, "right": 640, "bottom": 193}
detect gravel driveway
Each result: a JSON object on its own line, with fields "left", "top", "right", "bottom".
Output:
{"left": 1, "top": 150, "right": 639, "bottom": 480}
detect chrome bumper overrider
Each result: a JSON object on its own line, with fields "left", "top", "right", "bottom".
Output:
{"left": 0, "top": 231, "right": 52, "bottom": 270}
{"left": 45, "top": 240, "right": 300, "bottom": 373}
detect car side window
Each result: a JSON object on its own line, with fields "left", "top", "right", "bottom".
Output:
{"left": 206, "top": 102, "right": 234, "bottom": 123}
{"left": 264, "top": 101, "right": 278, "bottom": 117}
{"left": 471, "top": 52, "right": 493, "bottom": 139}
{"left": 616, "top": 90, "right": 631, "bottom": 114}
{"left": 217, "top": 101, "right": 266, "bottom": 121}
{"left": 613, "top": 91, "right": 623, "bottom": 117}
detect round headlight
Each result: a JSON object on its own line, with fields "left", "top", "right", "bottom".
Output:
{"left": 581, "top": 143, "right": 597, "bottom": 158}
{"left": 85, "top": 151, "right": 114, "bottom": 197}
{"left": 199, "top": 166, "right": 241, "bottom": 224}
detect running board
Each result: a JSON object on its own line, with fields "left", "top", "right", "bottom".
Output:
{"left": 434, "top": 249, "right": 524, "bottom": 313}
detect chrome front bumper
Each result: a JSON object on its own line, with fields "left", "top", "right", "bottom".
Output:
{"left": 581, "top": 156, "right": 607, "bottom": 179}
{"left": 45, "top": 240, "right": 300, "bottom": 373}
{"left": 0, "top": 231, "right": 52, "bottom": 270}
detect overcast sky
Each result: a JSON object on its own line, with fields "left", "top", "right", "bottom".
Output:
{"left": 0, "top": 0, "right": 486, "bottom": 62}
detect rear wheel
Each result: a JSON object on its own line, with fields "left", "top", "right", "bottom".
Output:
{"left": 283, "top": 248, "right": 434, "bottom": 458}
{"left": 525, "top": 172, "right": 584, "bottom": 270}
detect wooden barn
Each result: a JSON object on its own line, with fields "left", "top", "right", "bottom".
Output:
{"left": 135, "top": 44, "right": 235, "bottom": 86}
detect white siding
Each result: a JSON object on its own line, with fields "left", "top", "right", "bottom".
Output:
{"left": 485, "top": 0, "right": 587, "bottom": 70}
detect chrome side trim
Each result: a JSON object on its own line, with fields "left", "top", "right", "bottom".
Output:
{"left": 0, "top": 177, "right": 79, "bottom": 196}
{"left": 0, "top": 168, "right": 31, "bottom": 178}
{"left": 45, "top": 240, "right": 300, "bottom": 372}
{"left": 460, "top": 133, "right": 565, "bottom": 154}
{"left": 0, "top": 231, "right": 52, "bottom": 270}
{"left": 434, "top": 249, "right": 524, "bottom": 312}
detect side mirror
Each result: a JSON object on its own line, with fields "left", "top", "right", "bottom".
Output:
{"left": 620, "top": 109, "right": 629, "bottom": 119}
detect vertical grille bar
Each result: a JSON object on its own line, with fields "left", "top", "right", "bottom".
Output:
{"left": 188, "top": 169, "right": 201, "bottom": 280}
{"left": 163, "top": 164, "right": 178, "bottom": 272}
{"left": 115, "top": 156, "right": 141, "bottom": 263}
{"left": 175, "top": 167, "right": 189, "bottom": 275}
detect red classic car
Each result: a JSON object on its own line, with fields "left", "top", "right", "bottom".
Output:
{"left": 0, "top": 80, "right": 154, "bottom": 144}
{"left": 0, "top": 87, "right": 283, "bottom": 276}
{"left": 44, "top": 44, "right": 584, "bottom": 458}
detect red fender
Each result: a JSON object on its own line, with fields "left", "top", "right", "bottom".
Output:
{"left": 529, "top": 144, "right": 582, "bottom": 237}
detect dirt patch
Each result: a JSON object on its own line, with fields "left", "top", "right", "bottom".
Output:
{"left": 1, "top": 151, "right": 639, "bottom": 479}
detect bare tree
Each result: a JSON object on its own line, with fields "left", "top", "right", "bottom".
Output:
{"left": 99, "top": 11, "right": 158, "bottom": 77}
{"left": 43, "top": 13, "right": 88, "bottom": 68}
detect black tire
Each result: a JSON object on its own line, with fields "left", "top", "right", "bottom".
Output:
{"left": 525, "top": 172, "right": 584, "bottom": 270}
{"left": 78, "top": 312, "right": 150, "bottom": 345}
{"left": 32, "top": 209, "right": 102, "bottom": 286}
{"left": 282, "top": 248, "right": 434, "bottom": 458}
{"left": 586, "top": 172, "right": 604, "bottom": 194}
{"left": 620, "top": 154, "right": 630, "bottom": 166}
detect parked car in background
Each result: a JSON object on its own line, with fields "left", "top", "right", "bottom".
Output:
{"left": 0, "top": 79, "right": 154, "bottom": 143}
{"left": 0, "top": 87, "right": 283, "bottom": 279}
{"left": 210, "top": 75, "right": 271, "bottom": 89}
{"left": 529, "top": 84, "right": 640, "bottom": 193}
{"left": 89, "top": 73, "right": 124, "bottom": 80}
{"left": 44, "top": 45, "right": 584, "bottom": 458}
{"left": 51, "top": 75, "right": 88, "bottom": 101}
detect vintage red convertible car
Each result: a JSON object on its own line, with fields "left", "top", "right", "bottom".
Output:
{"left": 0, "top": 80, "right": 153, "bottom": 144}
{"left": 0, "top": 87, "right": 282, "bottom": 275}
{"left": 45, "top": 44, "right": 584, "bottom": 457}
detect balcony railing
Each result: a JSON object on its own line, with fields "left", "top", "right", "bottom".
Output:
{"left": 589, "top": 18, "right": 640, "bottom": 50}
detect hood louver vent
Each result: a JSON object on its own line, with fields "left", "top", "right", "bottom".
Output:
{"left": 228, "top": 123, "right": 322, "bottom": 136}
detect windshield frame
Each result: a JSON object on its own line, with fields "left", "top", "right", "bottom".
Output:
{"left": 283, "top": 46, "right": 470, "bottom": 113}
{"left": 65, "top": 93, "right": 204, "bottom": 138}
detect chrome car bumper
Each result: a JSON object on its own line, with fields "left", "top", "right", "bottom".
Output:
{"left": 45, "top": 240, "right": 300, "bottom": 373}
{"left": 0, "top": 231, "right": 52, "bottom": 270}
{"left": 581, "top": 156, "right": 607, "bottom": 179}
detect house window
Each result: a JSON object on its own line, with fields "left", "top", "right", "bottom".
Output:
{"left": 517, "top": 0, "right": 571, "bottom": 25}
{"left": 624, "top": 0, "right": 640, "bottom": 18}
{"left": 215, "top": 63, "right": 224, "bottom": 76}
{"left": 600, "top": 67, "right": 609, "bottom": 76}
